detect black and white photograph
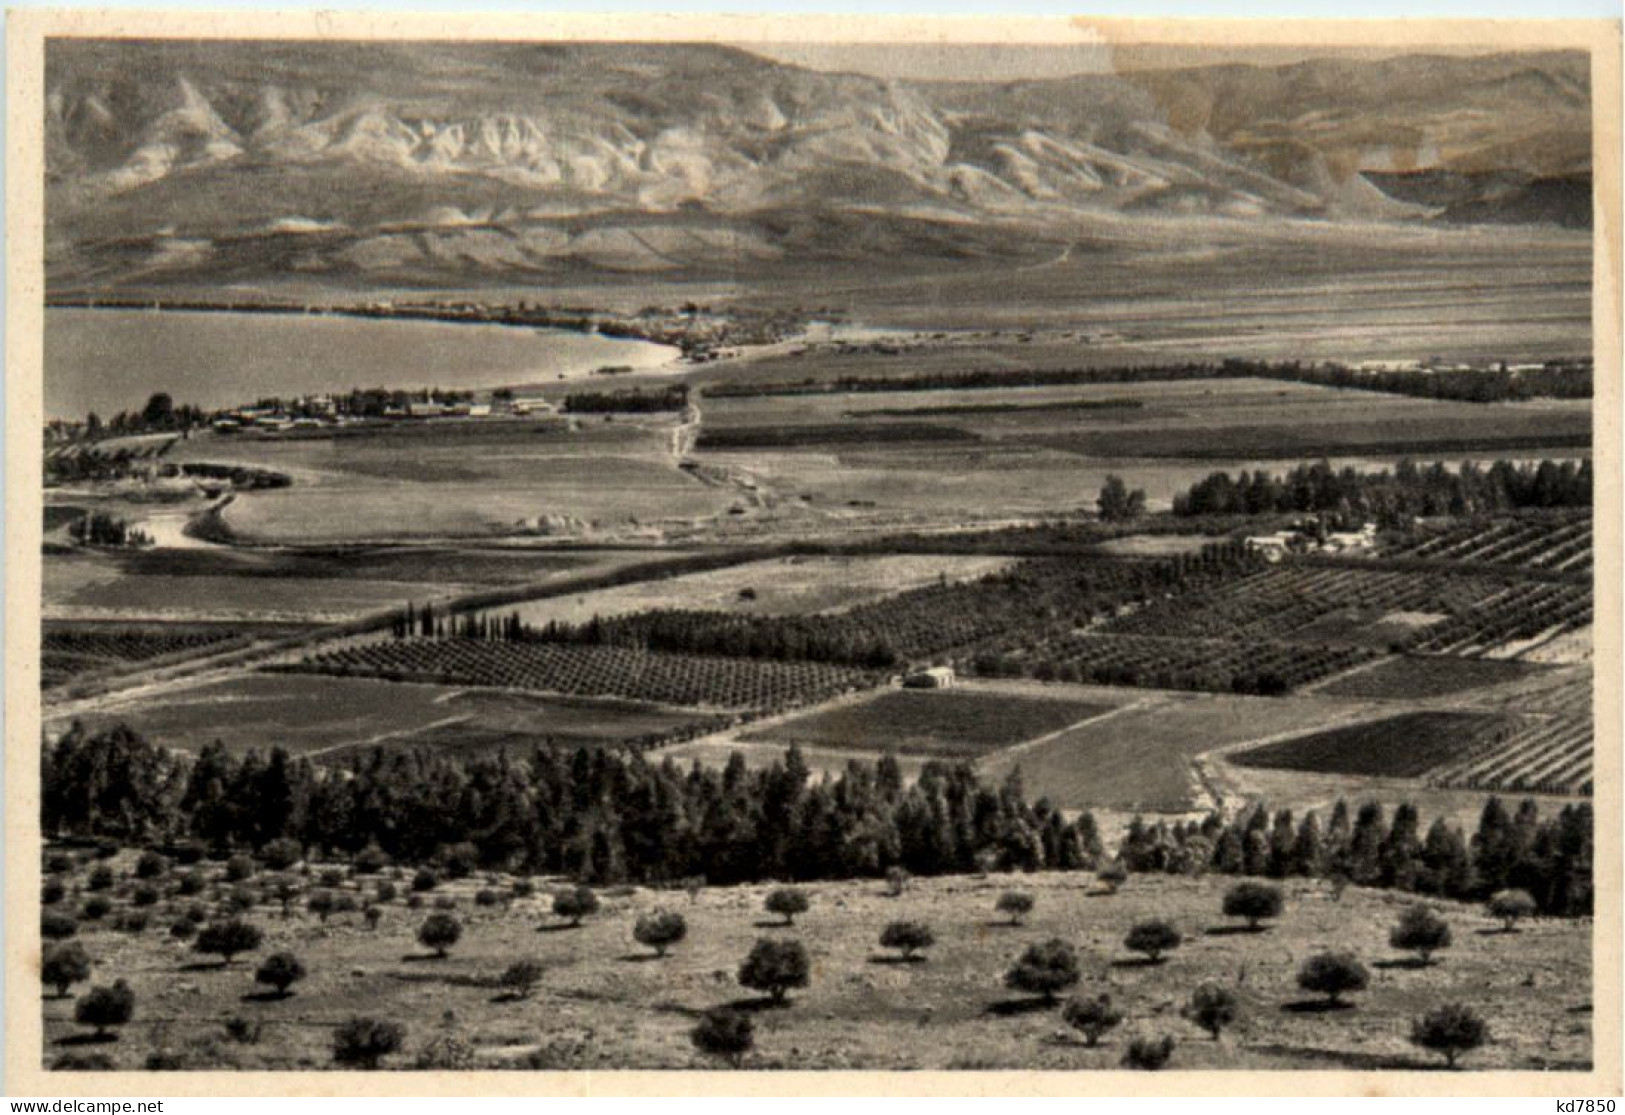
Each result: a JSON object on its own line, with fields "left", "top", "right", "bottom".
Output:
{"left": 7, "top": 11, "right": 1618, "bottom": 1090}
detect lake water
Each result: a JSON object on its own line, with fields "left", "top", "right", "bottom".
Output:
{"left": 44, "top": 309, "right": 680, "bottom": 420}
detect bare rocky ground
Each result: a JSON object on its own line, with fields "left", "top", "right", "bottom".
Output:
{"left": 41, "top": 856, "right": 1591, "bottom": 1072}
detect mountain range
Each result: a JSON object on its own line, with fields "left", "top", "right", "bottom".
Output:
{"left": 43, "top": 41, "right": 1593, "bottom": 289}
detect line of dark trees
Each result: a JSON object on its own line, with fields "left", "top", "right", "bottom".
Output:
{"left": 1172, "top": 459, "right": 1592, "bottom": 520}
{"left": 563, "top": 384, "right": 689, "bottom": 414}
{"left": 69, "top": 511, "right": 151, "bottom": 548}
{"left": 40, "top": 723, "right": 1591, "bottom": 915}
{"left": 1119, "top": 798, "right": 1591, "bottom": 917}
{"left": 702, "top": 358, "right": 1591, "bottom": 404}
{"left": 41, "top": 724, "right": 1103, "bottom": 885}
{"left": 420, "top": 546, "right": 1262, "bottom": 670}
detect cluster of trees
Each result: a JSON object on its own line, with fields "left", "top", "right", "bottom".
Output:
{"left": 1173, "top": 459, "right": 1593, "bottom": 520}
{"left": 41, "top": 723, "right": 1592, "bottom": 919}
{"left": 702, "top": 358, "right": 1590, "bottom": 404}
{"left": 563, "top": 384, "right": 689, "bottom": 414}
{"left": 41, "top": 726, "right": 1105, "bottom": 885}
{"left": 1264, "top": 360, "right": 1591, "bottom": 403}
{"left": 1118, "top": 798, "right": 1592, "bottom": 917}
{"left": 453, "top": 547, "right": 1260, "bottom": 670}
{"left": 69, "top": 511, "right": 152, "bottom": 548}
{"left": 61, "top": 394, "right": 211, "bottom": 441}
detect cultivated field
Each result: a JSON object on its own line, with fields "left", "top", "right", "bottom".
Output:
{"left": 43, "top": 546, "right": 656, "bottom": 626}
{"left": 476, "top": 554, "right": 1016, "bottom": 629}
{"left": 46, "top": 674, "right": 718, "bottom": 758}
{"left": 164, "top": 422, "right": 729, "bottom": 544}
{"left": 39, "top": 855, "right": 1591, "bottom": 1072}
{"left": 738, "top": 687, "right": 1115, "bottom": 759}
{"left": 287, "top": 639, "right": 881, "bottom": 712}
{"left": 1228, "top": 712, "right": 1515, "bottom": 781}
{"left": 976, "top": 690, "right": 1392, "bottom": 813}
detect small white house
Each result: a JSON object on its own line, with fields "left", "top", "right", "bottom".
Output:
{"left": 903, "top": 666, "right": 956, "bottom": 690}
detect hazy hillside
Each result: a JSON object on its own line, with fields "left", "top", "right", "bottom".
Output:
{"left": 43, "top": 42, "right": 1591, "bottom": 290}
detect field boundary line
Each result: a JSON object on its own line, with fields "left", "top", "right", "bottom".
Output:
{"left": 974, "top": 694, "right": 1167, "bottom": 770}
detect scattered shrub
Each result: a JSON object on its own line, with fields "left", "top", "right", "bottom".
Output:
{"left": 433, "top": 895, "right": 457, "bottom": 911}
{"left": 169, "top": 919, "right": 196, "bottom": 941}
{"left": 42, "top": 942, "right": 92, "bottom": 998}
{"left": 131, "top": 883, "right": 160, "bottom": 907}
{"left": 1487, "top": 889, "right": 1537, "bottom": 933}
{"left": 553, "top": 886, "right": 600, "bottom": 927}
{"left": 996, "top": 891, "right": 1035, "bottom": 926}
{"left": 184, "top": 903, "right": 208, "bottom": 924}
{"left": 1124, "top": 919, "right": 1182, "bottom": 963}
{"left": 878, "top": 921, "right": 935, "bottom": 960}
{"left": 1390, "top": 906, "right": 1453, "bottom": 965}
{"left": 414, "top": 1032, "right": 477, "bottom": 1070}
{"left": 474, "top": 888, "right": 501, "bottom": 908}
{"left": 634, "top": 909, "right": 688, "bottom": 957}
{"left": 175, "top": 871, "right": 204, "bottom": 897}
{"left": 52, "top": 1052, "right": 116, "bottom": 1071}
{"left": 134, "top": 850, "right": 169, "bottom": 880}
{"left": 1411, "top": 1003, "right": 1489, "bottom": 1068}
{"left": 86, "top": 865, "right": 114, "bottom": 892}
{"left": 259, "top": 838, "right": 303, "bottom": 871}
{"left": 1004, "top": 938, "right": 1080, "bottom": 1003}
{"left": 319, "top": 868, "right": 346, "bottom": 889}
{"left": 332, "top": 1017, "right": 405, "bottom": 1069}
{"left": 45, "top": 852, "right": 74, "bottom": 875}
{"left": 353, "top": 845, "right": 389, "bottom": 875}
{"left": 764, "top": 888, "right": 810, "bottom": 926}
{"left": 171, "top": 842, "right": 205, "bottom": 866}
{"left": 254, "top": 951, "right": 307, "bottom": 998}
{"left": 407, "top": 895, "right": 424, "bottom": 910}
{"left": 438, "top": 842, "right": 479, "bottom": 880}
{"left": 42, "top": 880, "right": 66, "bottom": 906}
{"left": 411, "top": 868, "right": 439, "bottom": 893}
{"left": 364, "top": 906, "right": 383, "bottom": 930}
{"left": 1297, "top": 951, "right": 1370, "bottom": 1006}
{"left": 885, "top": 867, "right": 911, "bottom": 897}
{"left": 738, "top": 938, "right": 810, "bottom": 1005}
{"left": 194, "top": 919, "right": 265, "bottom": 965}
{"left": 307, "top": 891, "right": 338, "bottom": 923}
{"left": 499, "top": 960, "right": 544, "bottom": 999}
{"left": 374, "top": 881, "right": 398, "bottom": 904}
{"left": 1062, "top": 994, "right": 1123, "bottom": 1047}
{"left": 511, "top": 879, "right": 535, "bottom": 900}
{"left": 42, "top": 912, "right": 78, "bottom": 940}
{"left": 1096, "top": 860, "right": 1128, "bottom": 894}
{"left": 114, "top": 910, "right": 150, "bottom": 934}
{"left": 74, "top": 980, "right": 135, "bottom": 1039}
{"left": 223, "top": 1016, "right": 263, "bottom": 1045}
{"left": 1122, "top": 1034, "right": 1175, "bottom": 1070}
{"left": 418, "top": 913, "right": 462, "bottom": 958}
{"left": 81, "top": 896, "right": 111, "bottom": 921}
{"left": 1186, "top": 981, "right": 1239, "bottom": 1039}
{"left": 224, "top": 855, "right": 256, "bottom": 883}
{"left": 1222, "top": 882, "right": 1284, "bottom": 930}
{"left": 691, "top": 1007, "right": 754, "bottom": 1066}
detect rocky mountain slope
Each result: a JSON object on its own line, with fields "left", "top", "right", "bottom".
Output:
{"left": 43, "top": 41, "right": 1591, "bottom": 288}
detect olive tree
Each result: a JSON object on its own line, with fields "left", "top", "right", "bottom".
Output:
{"left": 764, "top": 888, "right": 809, "bottom": 926}
{"left": 1221, "top": 882, "right": 1284, "bottom": 931}
{"left": 1004, "top": 938, "right": 1080, "bottom": 1004}
{"left": 1410, "top": 1003, "right": 1489, "bottom": 1069}
{"left": 1390, "top": 906, "right": 1453, "bottom": 965}
{"left": 74, "top": 981, "right": 135, "bottom": 1041}
{"left": 633, "top": 909, "right": 688, "bottom": 958}
{"left": 995, "top": 891, "right": 1035, "bottom": 926}
{"left": 1062, "top": 994, "right": 1123, "bottom": 1047}
{"left": 738, "top": 938, "right": 810, "bottom": 1005}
